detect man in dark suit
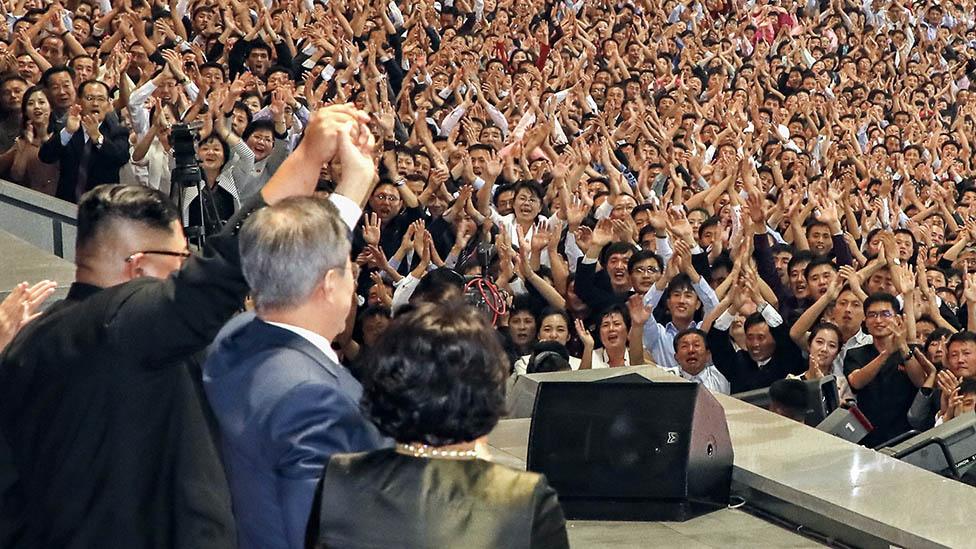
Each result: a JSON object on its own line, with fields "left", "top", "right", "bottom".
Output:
{"left": 0, "top": 105, "right": 375, "bottom": 548}
{"left": 204, "top": 191, "right": 386, "bottom": 549}
{"left": 706, "top": 294, "right": 805, "bottom": 394}
{"left": 38, "top": 79, "right": 130, "bottom": 203}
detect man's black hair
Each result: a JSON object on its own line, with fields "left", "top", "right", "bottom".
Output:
{"left": 627, "top": 250, "right": 661, "bottom": 272}
{"left": 600, "top": 242, "right": 637, "bottom": 268}
{"left": 673, "top": 327, "right": 708, "bottom": 350}
{"left": 266, "top": 65, "right": 294, "bottom": 80}
{"left": 40, "top": 65, "right": 75, "bottom": 88}
{"left": 863, "top": 292, "right": 902, "bottom": 315}
{"left": 804, "top": 256, "right": 838, "bottom": 280}
{"left": 665, "top": 273, "right": 697, "bottom": 299}
{"left": 948, "top": 330, "right": 976, "bottom": 350}
{"left": 743, "top": 312, "right": 768, "bottom": 333}
{"left": 787, "top": 249, "right": 816, "bottom": 274}
{"left": 76, "top": 185, "right": 179, "bottom": 250}
{"left": 492, "top": 182, "right": 515, "bottom": 206}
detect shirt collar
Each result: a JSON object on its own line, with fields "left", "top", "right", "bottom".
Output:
{"left": 265, "top": 321, "right": 340, "bottom": 365}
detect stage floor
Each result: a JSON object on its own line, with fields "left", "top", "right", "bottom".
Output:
{"left": 568, "top": 509, "right": 826, "bottom": 548}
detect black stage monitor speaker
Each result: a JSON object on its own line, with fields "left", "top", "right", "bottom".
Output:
{"left": 527, "top": 379, "right": 733, "bottom": 521}
{"left": 804, "top": 375, "right": 840, "bottom": 426}
{"left": 732, "top": 376, "right": 840, "bottom": 426}
{"left": 816, "top": 405, "right": 873, "bottom": 444}
{"left": 881, "top": 412, "right": 976, "bottom": 478}
{"left": 507, "top": 368, "right": 655, "bottom": 419}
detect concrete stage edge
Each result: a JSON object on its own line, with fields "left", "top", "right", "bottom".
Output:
{"left": 0, "top": 230, "right": 75, "bottom": 303}
{"left": 489, "top": 366, "right": 976, "bottom": 549}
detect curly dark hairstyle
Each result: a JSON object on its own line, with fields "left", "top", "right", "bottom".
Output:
{"left": 358, "top": 299, "right": 508, "bottom": 446}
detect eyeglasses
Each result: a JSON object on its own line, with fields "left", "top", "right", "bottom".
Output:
{"left": 632, "top": 267, "right": 660, "bottom": 275}
{"left": 83, "top": 95, "right": 108, "bottom": 103}
{"left": 126, "top": 249, "right": 193, "bottom": 264}
{"left": 373, "top": 194, "right": 400, "bottom": 203}
{"left": 865, "top": 310, "right": 896, "bottom": 320}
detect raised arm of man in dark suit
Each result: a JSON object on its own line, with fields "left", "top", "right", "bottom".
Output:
{"left": 37, "top": 126, "right": 66, "bottom": 165}
{"left": 114, "top": 105, "right": 376, "bottom": 364}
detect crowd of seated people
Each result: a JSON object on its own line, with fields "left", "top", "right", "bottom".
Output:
{"left": 4, "top": 0, "right": 976, "bottom": 544}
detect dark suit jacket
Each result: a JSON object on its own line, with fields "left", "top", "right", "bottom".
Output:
{"left": 0, "top": 198, "right": 262, "bottom": 548}
{"left": 306, "top": 449, "right": 569, "bottom": 549}
{"left": 707, "top": 323, "right": 805, "bottom": 393}
{"left": 203, "top": 318, "right": 386, "bottom": 549}
{"left": 38, "top": 115, "right": 130, "bottom": 203}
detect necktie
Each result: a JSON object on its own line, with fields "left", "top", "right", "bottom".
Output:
{"left": 74, "top": 136, "right": 93, "bottom": 202}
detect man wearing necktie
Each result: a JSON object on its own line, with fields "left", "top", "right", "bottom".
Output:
{"left": 39, "top": 79, "right": 130, "bottom": 203}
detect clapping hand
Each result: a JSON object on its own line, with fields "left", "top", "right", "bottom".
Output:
{"left": 0, "top": 280, "right": 57, "bottom": 352}
{"left": 65, "top": 104, "right": 82, "bottom": 134}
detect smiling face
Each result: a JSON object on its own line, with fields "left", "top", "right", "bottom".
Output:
{"left": 513, "top": 187, "right": 542, "bottom": 223}
{"left": 23, "top": 89, "right": 50, "bottom": 124}
{"left": 808, "top": 327, "right": 840, "bottom": 371}
{"left": 606, "top": 251, "right": 633, "bottom": 291}
{"left": 538, "top": 314, "right": 570, "bottom": 346}
{"left": 745, "top": 322, "right": 775, "bottom": 362}
{"left": 864, "top": 300, "right": 898, "bottom": 339}
{"left": 629, "top": 258, "right": 660, "bottom": 294}
{"left": 246, "top": 128, "right": 274, "bottom": 161}
{"left": 198, "top": 137, "right": 225, "bottom": 171}
{"left": 46, "top": 70, "right": 75, "bottom": 111}
{"left": 789, "top": 261, "right": 809, "bottom": 299}
{"left": 667, "top": 285, "right": 700, "bottom": 323}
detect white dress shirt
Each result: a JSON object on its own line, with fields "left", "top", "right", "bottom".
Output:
{"left": 663, "top": 365, "right": 731, "bottom": 395}
{"left": 264, "top": 321, "right": 341, "bottom": 365}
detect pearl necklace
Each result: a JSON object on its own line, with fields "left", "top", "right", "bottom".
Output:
{"left": 395, "top": 442, "right": 479, "bottom": 460}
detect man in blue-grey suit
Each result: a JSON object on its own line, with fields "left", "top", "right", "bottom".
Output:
{"left": 204, "top": 120, "right": 386, "bottom": 549}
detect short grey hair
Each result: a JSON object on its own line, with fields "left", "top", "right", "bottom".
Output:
{"left": 240, "top": 196, "right": 350, "bottom": 311}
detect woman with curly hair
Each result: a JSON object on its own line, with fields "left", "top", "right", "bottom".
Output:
{"left": 305, "top": 300, "right": 569, "bottom": 549}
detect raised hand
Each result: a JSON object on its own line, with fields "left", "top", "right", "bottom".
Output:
{"left": 369, "top": 271, "right": 393, "bottom": 307}
{"left": 362, "top": 212, "right": 381, "bottom": 246}
{"left": 964, "top": 272, "right": 976, "bottom": 304}
{"left": 408, "top": 219, "right": 427, "bottom": 255}
{"left": 575, "top": 318, "right": 595, "bottom": 349}
{"left": 662, "top": 206, "right": 692, "bottom": 243}
{"left": 591, "top": 218, "right": 614, "bottom": 248}
{"left": 626, "top": 294, "right": 653, "bottom": 325}
{"left": 531, "top": 219, "right": 553, "bottom": 253}
{"left": 65, "top": 104, "right": 82, "bottom": 134}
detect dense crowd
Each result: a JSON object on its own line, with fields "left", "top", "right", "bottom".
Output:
{"left": 2, "top": 0, "right": 976, "bottom": 515}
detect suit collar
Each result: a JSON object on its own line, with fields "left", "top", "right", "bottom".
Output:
{"left": 66, "top": 282, "right": 103, "bottom": 301}
{"left": 245, "top": 319, "right": 348, "bottom": 380}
